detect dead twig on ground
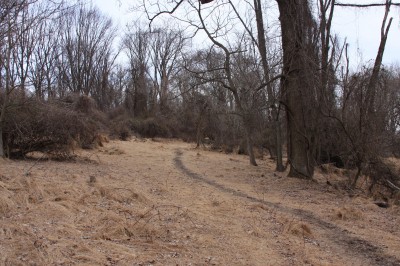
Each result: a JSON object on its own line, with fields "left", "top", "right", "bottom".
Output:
{"left": 24, "top": 153, "right": 46, "bottom": 176}
{"left": 387, "top": 180, "right": 400, "bottom": 191}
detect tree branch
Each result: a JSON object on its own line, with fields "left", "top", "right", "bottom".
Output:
{"left": 255, "top": 74, "right": 285, "bottom": 92}
{"left": 147, "top": 0, "right": 185, "bottom": 27}
{"left": 335, "top": 2, "right": 400, "bottom": 7}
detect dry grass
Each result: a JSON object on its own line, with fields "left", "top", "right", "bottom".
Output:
{"left": 333, "top": 206, "right": 363, "bottom": 221}
{"left": 284, "top": 220, "right": 313, "bottom": 238}
{"left": 0, "top": 139, "right": 399, "bottom": 265}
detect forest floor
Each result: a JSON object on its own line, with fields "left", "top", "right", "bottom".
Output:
{"left": 0, "top": 138, "right": 400, "bottom": 266}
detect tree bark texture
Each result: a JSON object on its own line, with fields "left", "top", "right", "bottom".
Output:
{"left": 277, "top": 0, "right": 316, "bottom": 178}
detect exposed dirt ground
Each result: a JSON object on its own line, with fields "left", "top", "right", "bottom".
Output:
{"left": 0, "top": 138, "right": 399, "bottom": 266}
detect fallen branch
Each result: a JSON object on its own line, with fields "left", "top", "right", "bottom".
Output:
{"left": 387, "top": 180, "right": 400, "bottom": 191}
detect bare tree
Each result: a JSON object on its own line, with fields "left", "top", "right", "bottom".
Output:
{"left": 320, "top": 0, "right": 396, "bottom": 187}
{"left": 29, "top": 13, "right": 61, "bottom": 99}
{"left": 109, "top": 64, "right": 128, "bottom": 108}
{"left": 123, "top": 25, "right": 150, "bottom": 117}
{"left": 139, "top": 0, "right": 284, "bottom": 166}
{"left": 123, "top": 24, "right": 187, "bottom": 117}
{"left": 275, "top": 0, "right": 319, "bottom": 178}
{"left": 59, "top": 4, "right": 117, "bottom": 101}
{"left": 136, "top": 0, "right": 400, "bottom": 179}
{"left": 0, "top": 0, "right": 22, "bottom": 157}
{"left": 138, "top": 0, "right": 320, "bottom": 172}
{"left": 0, "top": 0, "right": 58, "bottom": 156}
{"left": 227, "top": 0, "right": 284, "bottom": 170}
{"left": 149, "top": 27, "right": 186, "bottom": 115}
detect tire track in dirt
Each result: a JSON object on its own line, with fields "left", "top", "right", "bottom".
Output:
{"left": 173, "top": 149, "right": 400, "bottom": 266}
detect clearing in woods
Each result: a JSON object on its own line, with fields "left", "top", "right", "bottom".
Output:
{"left": 0, "top": 138, "right": 399, "bottom": 265}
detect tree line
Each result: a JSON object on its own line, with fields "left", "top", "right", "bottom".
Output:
{"left": 1, "top": 0, "right": 399, "bottom": 193}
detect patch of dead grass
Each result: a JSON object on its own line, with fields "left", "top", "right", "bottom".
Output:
{"left": 0, "top": 194, "right": 14, "bottom": 216}
{"left": 99, "top": 146, "right": 125, "bottom": 155}
{"left": 333, "top": 206, "right": 363, "bottom": 221}
{"left": 283, "top": 219, "right": 313, "bottom": 238}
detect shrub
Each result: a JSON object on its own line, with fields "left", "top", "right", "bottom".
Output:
{"left": 130, "top": 118, "right": 170, "bottom": 138}
{"left": 3, "top": 97, "right": 99, "bottom": 158}
{"left": 74, "top": 94, "right": 97, "bottom": 113}
{"left": 110, "top": 120, "right": 131, "bottom": 141}
{"left": 107, "top": 106, "right": 127, "bottom": 121}
{"left": 365, "top": 158, "right": 400, "bottom": 195}
{"left": 107, "top": 109, "right": 132, "bottom": 141}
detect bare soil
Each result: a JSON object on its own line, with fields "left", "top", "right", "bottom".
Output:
{"left": 0, "top": 138, "right": 399, "bottom": 265}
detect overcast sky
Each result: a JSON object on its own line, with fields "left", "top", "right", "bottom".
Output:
{"left": 92, "top": 0, "right": 400, "bottom": 69}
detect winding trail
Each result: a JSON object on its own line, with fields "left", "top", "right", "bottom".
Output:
{"left": 173, "top": 148, "right": 400, "bottom": 266}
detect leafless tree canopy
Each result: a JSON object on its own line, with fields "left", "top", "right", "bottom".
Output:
{"left": 0, "top": 0, "right": 399, "bottom": 193}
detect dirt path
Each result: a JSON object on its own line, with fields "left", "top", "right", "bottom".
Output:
{"left": 173, "top": 148, "right": 400, "bottom": 266}
{"left": 1, "top": 139, "right": 399, "bottom": 265}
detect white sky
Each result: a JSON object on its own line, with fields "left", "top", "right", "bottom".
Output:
{"left": 91, "top": 0, "right": 400, "bottom": 68}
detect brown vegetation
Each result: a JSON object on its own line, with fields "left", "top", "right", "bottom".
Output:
{"left": 3, "top": 96, "right": 102, "bottom": 159}
{"left": 1, "top": 139, "right": 399, "bottom": 265}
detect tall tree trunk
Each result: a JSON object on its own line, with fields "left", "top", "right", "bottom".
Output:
{"left": 233, "top": 91, "right": 257, "bottom": 166}
{"left": 159, "top": 69, "right": 169, "bottom": 113}
{"left": 0, "top": 126, "right": 4, "bottom": 158}
{"left": 253, "top": 0, "right": 284, "bottom": 171}
{"left": 0, "top": 74, "right": 9, "bottom": 158}
{"left": 275, "top": 110, "right": 284, "bottom": 171}
{"left": 277, "top": 0, "right": 316, "bottom": 178}
{"left": 1, "top": 21, "right": 13, "bottom": 158}
{"left": 244, "top": 119, "right": 258, "bottom": 166}
{"left": 366, "top": 1, "right": 392, "bottom": 116}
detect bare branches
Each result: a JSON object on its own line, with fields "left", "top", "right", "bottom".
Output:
{"left": 145, "top": 0, "right": 184, "bottom": 27}
{"left": 335, "top": 2, "right": 400, "bottom": 7}
{"left": 255, "top": 74, "right": 285, "bottom": 92}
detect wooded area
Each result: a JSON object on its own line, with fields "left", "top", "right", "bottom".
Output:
{"left": 1, "top": 0, "right": 399, "bottom": 194}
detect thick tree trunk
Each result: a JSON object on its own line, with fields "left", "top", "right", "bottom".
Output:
{"left": 277, "top": 0, "right": 315, "bottom": 178}
{"left": 196, "top": 116, "right": 203, "bottom": 148}
{"left": 232, "top": 91, "right": 257, "bottom": 166}
{"left": 254, "top": 0, "right": 284, "bottom": 171}
{"left": 243, "top": 121, "right": 257, "bottom": 166}
{"left": 1, "top": 24, "right": 11, "bottom": 158}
